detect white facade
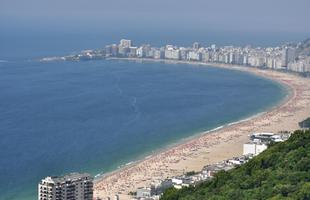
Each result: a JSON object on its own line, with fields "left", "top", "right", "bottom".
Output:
{"left": 119, "top": 39, "right": 132, "bottom": 48}
{"left": 136, "top": 47, "right": 144, "bottom": 58}
{"left": 201, "top": 51, "right": 210, "bottom": 62}
{"left": 187, "top": 51, "right": 201, "bottom": 61}
{"left": 153, "top": 49, "right": 164, "bottom": 59}
{"left": 243, "top": 143, "right": 267, "bottom": 156}
{"left": 38, "top": 173, "right": 93, "bottom": 200}
{"left": 136, "top": 188, "right": 152, "bottom": 198}
{"left": 248, "top": 55, "right": 266, "bottom": 67}
{"left": 129, "top": 47, "right": 137, "bottom": 57}
{"left": 288, "top": 57, "right": 310, "bottom": 73}
{"left": 165, "top": 48, "right": 180, "bottom": 60}
{"left": 171, "top": 178, "right": 183, "bottom": 185}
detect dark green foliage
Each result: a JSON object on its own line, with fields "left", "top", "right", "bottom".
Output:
{"left": 185, "top": 171, "right": 197, "bottom": 176}
{"left": 161, "top": 130, "right": 310, "bottom": 200}
{"left": 128, "top": 191, "right": 137, "bottom": 196}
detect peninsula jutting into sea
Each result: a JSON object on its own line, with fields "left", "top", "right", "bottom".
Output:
{"left": 41, "top": 38, "right": 310, "bottom": 75}
{"left": 38, "top": 38, "right": 310, "bottom": 200}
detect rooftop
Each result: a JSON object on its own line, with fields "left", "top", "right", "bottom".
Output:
{"left": 41, "top": 172, "right": 92, "bottom": 185}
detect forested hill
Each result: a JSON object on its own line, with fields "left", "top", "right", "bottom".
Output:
{"left": 161, "top": 130, "right": 310, "bottom": 200}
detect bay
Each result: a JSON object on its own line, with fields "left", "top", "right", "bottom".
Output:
{"left": 0, "top": 58, "right": 286, "bottom": 200}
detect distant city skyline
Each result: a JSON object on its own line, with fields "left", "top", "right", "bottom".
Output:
{"left": 43, "top": 38, "right": 309, "bottom": 73}
{"left": 1, "top": 0, "right": 310, "bottom": 34}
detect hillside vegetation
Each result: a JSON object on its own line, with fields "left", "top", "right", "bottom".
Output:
{"left": 297, "top": 38, "right": 310, "bottom": 56}
{"left": 161, "top": 130, "right": 310, "bottom": 200}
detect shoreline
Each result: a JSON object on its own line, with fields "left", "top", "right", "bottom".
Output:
{"left": 94, "top": 58, "right": 310, "bottom": 199}
{"left": 94, "top": 111, "right": 266, "bottom": 182}
{"left": 92, "top": 58, "right": 288, "bottom": 180}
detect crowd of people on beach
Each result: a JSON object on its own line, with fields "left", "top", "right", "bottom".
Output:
{"left": 94, "top": 69, "right": 310, "bottom": 200}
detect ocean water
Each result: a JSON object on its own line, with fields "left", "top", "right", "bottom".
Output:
{"left": 0, "top": 27, "right": 290, "bottom": 200}
{"left": 0, "top": 59, "right": 287, "bottom": 200}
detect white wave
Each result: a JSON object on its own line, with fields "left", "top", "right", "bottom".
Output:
{"left": 228, "top": 112, "right": 266, "bottom": 127}
{"left": 205, "top": 125, "right": 225, "bottom": 133}
{"left": 125, "top": 161, "right": 134, "bottom": 166}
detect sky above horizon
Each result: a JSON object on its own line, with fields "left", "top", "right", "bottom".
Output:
{"left": 1, "top": 0, "right": 310, "bottom": 34}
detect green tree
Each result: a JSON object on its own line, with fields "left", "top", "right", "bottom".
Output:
{"left": 161, "top": 130, "right": 310, "bottom": 200}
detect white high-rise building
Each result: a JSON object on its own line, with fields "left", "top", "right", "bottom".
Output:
{"left": 281, "top": 47, "right": 296, "bottom": 67}
{"left": 38, "top": 173, "right": 93, "bottom": 200}
{"left": 188, "top": 51, "right": 202, "bottom": 61}
{"left": 164, "top": 48, "right": 180, "bottom": 60}
{"left": 119, "top": 39, "right": 132, "bottom": 48}
{"left": 193, "top": 42, "right": 201, "bottom": 50}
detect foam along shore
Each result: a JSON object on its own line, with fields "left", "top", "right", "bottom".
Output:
{"left": 94, "top": 59, "right": 310, "bottom": 200}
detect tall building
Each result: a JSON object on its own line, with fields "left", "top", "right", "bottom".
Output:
{"left": 287, "top": 47, "right": 296, "bottom": 63}
{"left": 153, "top": 49, "right": 165, "bottom": 59}
{"left": 105, "top": 45, "right": 112, "bottom": 56}
{"left": 164, "top": 46, "right": 180, "bottom": 60}
{"left": 211, "top": 44, "right": 216, "bottom": 50}
{"left": 193, "top": 42, "right": 201, "bottom": 50}
{"left": 188, "top": 51, "right": 202, "bottom": 61}
{"left": 129, "top": 46, "right": 137, "bottom": 57}
{"left": 119, "top": 39, "right": 132, "bottom": 48}
{"left": 38, "top": 173, "right": 93, "bottom": 200}
{"left": 179, "top": 47, "right": 188, "bottom": 60}
{"left": 118, "top": 39, "right": 132, "bottom": 57}
{"left": 111, "top": 44, "right": 119, "bottom": 57}
{"left": 118, "top": 46, "right": 130, "bottom": 57}
{"left": 136, "top": 44, "right": 151, "bottom": 58}
{"left": 281, "top": 47, "right": 296, "bottom": 67}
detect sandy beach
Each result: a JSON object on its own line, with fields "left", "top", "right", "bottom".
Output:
{"left": 94, "top": 59, "right": 310, "bottom": 200}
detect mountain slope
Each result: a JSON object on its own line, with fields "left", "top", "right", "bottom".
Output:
{"left": 161, "top": 130, "right": 310, "bottom": 200}
{"left": 297, "top": 38, "right": 310, "bottom": 56}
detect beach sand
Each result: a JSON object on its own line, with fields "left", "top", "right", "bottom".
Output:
{"left": 94, "top": 59, "right": 310, "bottom": 200}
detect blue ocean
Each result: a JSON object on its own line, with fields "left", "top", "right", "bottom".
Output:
{"left": 0, "top": 25, "right": 294, "bottom": 200}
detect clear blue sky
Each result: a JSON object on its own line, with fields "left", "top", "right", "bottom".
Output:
{"left": 1, "top": 0, "right": 309, "bottom": 33}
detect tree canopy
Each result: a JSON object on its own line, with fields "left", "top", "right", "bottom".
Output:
{"left": 161, "top": 130, "right": 310, "bottom": 200}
